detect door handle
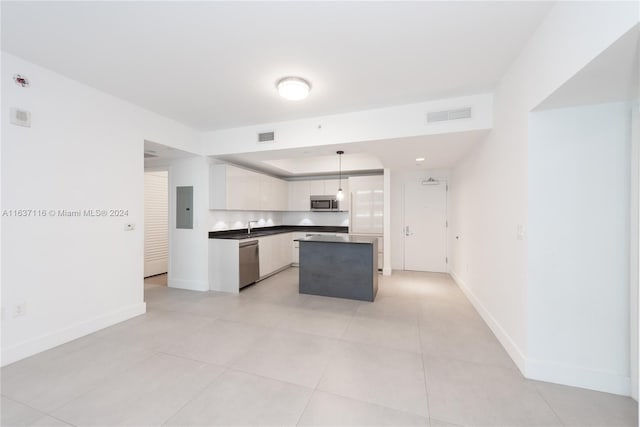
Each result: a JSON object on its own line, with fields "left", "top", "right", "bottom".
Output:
{"left": 405, "top": 226, "right": 411, "bottom": 236}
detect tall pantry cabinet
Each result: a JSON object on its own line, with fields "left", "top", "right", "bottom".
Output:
{"left": 348, "top": 175, "right": 384, "bottom": 269}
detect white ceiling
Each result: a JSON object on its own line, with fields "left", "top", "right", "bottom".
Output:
{"left": 144, "top": 140, "right": 196, "bottom": 168}
{"left": 2, "top": 1, "right": 552, "bottom": 131}
{"left": 536, "top": 25, "right": 639, "bottom": 110}
{"left": 216, "top": 130, "right": 489, "bottom": 177}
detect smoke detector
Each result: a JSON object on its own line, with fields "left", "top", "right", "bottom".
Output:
{"left": 13, "top": 74, "right": 30, "bottom": 88}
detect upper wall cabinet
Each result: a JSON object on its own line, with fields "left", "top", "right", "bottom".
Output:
{"left": 210, "top": 164, "right": 288, "bottom": 211}
{"left": 288, "top": 181, "right": 311, "bottom": 211}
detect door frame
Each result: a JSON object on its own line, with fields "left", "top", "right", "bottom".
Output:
{"left": 401, "top": 176, "right": 450, "bottom": 273}
{"left": 630, "top": 101, "right": 639, "bottom": 401}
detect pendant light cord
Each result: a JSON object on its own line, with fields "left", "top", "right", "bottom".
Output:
{"left": 339, "top": 153, "right": 342, "bottom": 189}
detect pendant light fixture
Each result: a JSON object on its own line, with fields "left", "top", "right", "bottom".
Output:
{"left": 336, "top": 150, "right": 344, "bottom": 201}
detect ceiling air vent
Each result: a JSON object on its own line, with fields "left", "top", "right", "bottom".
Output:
{"left": 427, "top": 107, "right": 472, "bottom": 123}
{"left": 257, "top": 131, "right": 275, "bottom": 144}
{"left": 10, "top": 108, "right": 31, "bottom": 127}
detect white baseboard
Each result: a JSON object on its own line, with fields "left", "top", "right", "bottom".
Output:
{"left": 450, "top": 270, "right": 631, "bottom": 396}
{"left": 450, "top": 270, "right": 527, "bottom": 374}
{"left": 1, "top": 302, "right": 146, "bottom": 367}
{"left": 526, "top": 358, "right": 631, "bottom": 396}
{"left": 168, "top": 277, "right": 209, "bottom": 292}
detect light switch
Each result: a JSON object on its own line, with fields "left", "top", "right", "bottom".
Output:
{"left": 517, "top": 224, "right": 525, "bottom": 240}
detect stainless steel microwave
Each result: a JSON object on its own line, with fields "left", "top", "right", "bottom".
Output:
{"left": 310, "top": 195, "right": 339, "bottom": 211}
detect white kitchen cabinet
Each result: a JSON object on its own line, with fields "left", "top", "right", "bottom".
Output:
{"left": 272, "top": 178, "right": 289, "bottom": 211}
{"left": 257, "top": 232, "right": 294, "bottom": 278}
{"left": 289, "top": 181, "right": 310, "bottom": 211}
{"left": 256, "top": 236, "right": 272, "bottom": 277}
{"left": 349, "top": 175, "right": 384, "bottom": 234}
{"left": 211, "top": 164, "right": 258, "bottom": 210}
{"left": 308, "top": 180, "right": 325, "bottom": 196}
{"left": 211, "top": 164, "right": 288, "bottom": 211}
{"left": 259, "top": 174, "right": 288, "bottom": 211}
{"left": 291, "top": 232, "right": 305, "bottom": 265}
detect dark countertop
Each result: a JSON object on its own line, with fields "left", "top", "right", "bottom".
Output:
{"left": 295, "top": 235, "right": 377, "bottom": 244}
{"left": 209, "top": 225, "right": 348, "bottom": 240}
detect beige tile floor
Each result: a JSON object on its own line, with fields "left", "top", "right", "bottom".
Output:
{"left": 2, "top": 268, "right": 637, "bottom": 426}
{"left": 143, "top": 273, "right": 167, "bottom": 286}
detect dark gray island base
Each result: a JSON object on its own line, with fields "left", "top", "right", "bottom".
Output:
{"left": 296, "top": 235, "right": 378, "bottom": 302}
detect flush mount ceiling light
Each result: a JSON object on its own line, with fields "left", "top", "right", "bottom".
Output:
{"left": 415, "top": 157, "right": 425, "bottom": 162}
{"left": 277, "top": 77, "right": 311, "bottom": 101}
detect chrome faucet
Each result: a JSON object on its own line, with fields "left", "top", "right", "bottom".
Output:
{"left": 248, "top": 220, "right": 258, "bottom": 234}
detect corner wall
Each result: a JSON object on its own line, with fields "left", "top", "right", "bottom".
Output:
{"left": 449, "top": 2, "right": 638, "bottom": 393}
{"left": 528, "top": 102, "right": 632, "bottom": 395}
{"left": 168, "top": 157, "right": 210, "bottom": 292}
{"left": 1, "top": 53, "right": 199, "bottom": 365}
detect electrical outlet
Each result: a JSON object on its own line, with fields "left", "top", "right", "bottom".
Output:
{"left": 13, "top": 302, "right": 26, "bottom": 318}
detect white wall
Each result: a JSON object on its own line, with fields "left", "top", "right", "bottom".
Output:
{"left": 449, "top": 1, "right": 638, "bottom": 394}
{"left": 201, "top": 94, "right": 493, "bottom": 156}
{"left": 209, "top": 210, "right": 284, "bottom": 231}
{"left": 282, "top": 211, "right": 348, "bottom": 227}
{"left": 208, "top": 211, "right": 349, "bottom": 231}
{"left": 528, "top": 102, "right": 632, "bottom": 395}
{"left": 168, "top": 157, "right": 210, "bottom": 292}
{"left": 631, "top": 102, "right": 640, "bottom": 400}
{"left": 390, "top": 169, "right": 450, "bottom": 271}
{"left": 1, "top": 53, "right": 199, "bottom": 365}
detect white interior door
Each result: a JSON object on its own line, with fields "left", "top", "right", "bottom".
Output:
{"left": 144, "top": 171, "right": 168, "bottom": 277}
{"left": 403, "top": 180, "right": 447, "bottom": 272}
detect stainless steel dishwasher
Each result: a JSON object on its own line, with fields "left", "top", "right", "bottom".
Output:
{"left": 239, "top": 240, "right": 260, "bottom": 289}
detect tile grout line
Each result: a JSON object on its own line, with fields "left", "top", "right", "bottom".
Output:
{"left": 159, "top": 366, "right": 231, "bottom": 426}
{"left": 320, "top": 388, "right": 433, "bottom": 421}
{"left": 42, "top": 348, "right": 159, "bottom": 417}
{"left": 36, "top": 413, "right": 78, "bottom": 427}
{"left": 1, "top": 394, "right": 78, "bottom": 427}
{"left": 417, "top": 313, "right": 433, "bottom": 426}
{"left": 295, "top": 305, "right": 359, "bottom": 426}
{"left": 531, "top": 383, "right": 568, "bottom": 427}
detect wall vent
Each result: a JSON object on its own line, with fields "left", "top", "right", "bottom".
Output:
{"left": 257, "top": 131, "right": 275, "bottom": 143}
{"left": 427, "top": 107, "right": 472, "bottom": 123}
{"left": 10, "top": 108, "right": 31, "bottom": 127}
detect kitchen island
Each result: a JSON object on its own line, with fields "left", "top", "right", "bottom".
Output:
{"left": 295, "top": 235, "right": 378, "bottom": 302}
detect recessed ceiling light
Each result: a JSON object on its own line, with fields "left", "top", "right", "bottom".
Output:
{"left": 277, "top": 77, "right": 311, "bottom": 101}
{"left": 415, "top": 157, "right": 425, "bottom": 162}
